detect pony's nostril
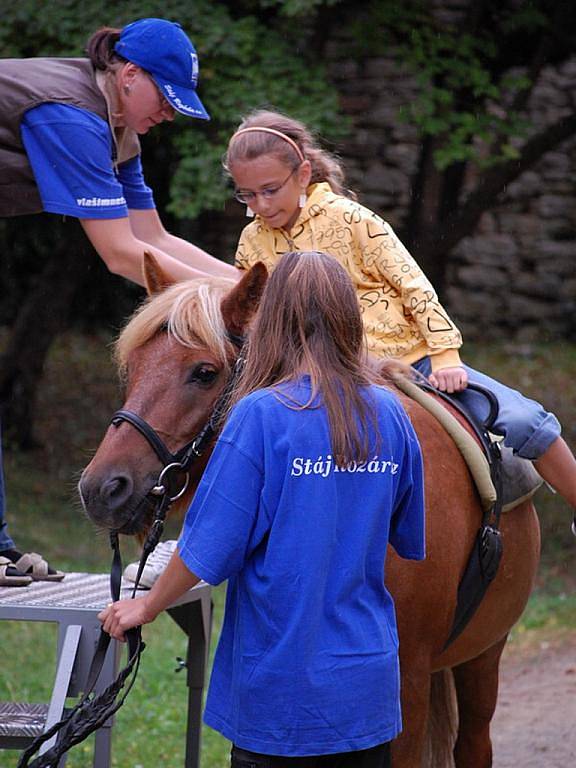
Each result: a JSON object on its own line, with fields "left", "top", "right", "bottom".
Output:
{"left": 100, "top": 474, "right": 134, "bottom": 510}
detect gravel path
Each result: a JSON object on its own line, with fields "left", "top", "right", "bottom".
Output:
{"left": 492, "top": 634, "right": 576, "bottom": 767}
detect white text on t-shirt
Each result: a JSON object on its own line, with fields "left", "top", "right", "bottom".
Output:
{"left": 290, "top": 454, "right": 399, "bottom": 478}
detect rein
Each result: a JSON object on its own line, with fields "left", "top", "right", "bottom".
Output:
{"left": 18, "top": 334, "right": 245, "bottom": 767}
{"left": 17, "top": 533, "right": 145, "bottom": 768}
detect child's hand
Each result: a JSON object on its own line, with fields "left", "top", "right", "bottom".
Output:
{"left": 428, "top": 366, "right": 468, "bottom": 393}
{"left": 98, "top": 596, "right": 154, "bottom": 642}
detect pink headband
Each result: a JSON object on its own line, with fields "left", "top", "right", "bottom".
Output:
{"left": 230, "top": 126, "right": 305, "bottom": 163}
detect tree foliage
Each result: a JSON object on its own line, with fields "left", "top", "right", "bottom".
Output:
{"left": 0, "top": 0, "right": 346, "bottom": 220}
{"left": 3, "top": 1, "right": 572, "bottom": 234}
{"left": 337, "top": 0, "right": 576, "bottom": 286}
{"left": 1, "top": 0, "right": 575, "bottom": 446}
{"left": 346, "top": 0, "right": 574, "bottom": 168}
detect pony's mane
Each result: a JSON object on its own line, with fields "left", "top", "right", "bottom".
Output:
{"left": 115, "top": 276, "right": 237, "bottom": 376}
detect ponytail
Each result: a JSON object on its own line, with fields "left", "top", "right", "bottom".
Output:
{"left": 305, "top": 146, "right": 348, "bottom": 197}
{"left": 85, "top": 27, "right": 123, "bottom": 71}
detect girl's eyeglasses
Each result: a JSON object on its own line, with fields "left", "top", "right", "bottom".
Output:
{"left": 234, "top": 167, "right": 297, "bottom": 205}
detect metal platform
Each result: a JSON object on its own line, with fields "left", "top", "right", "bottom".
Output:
{"left": 0, "top": 572, "right": 212, "bottom": 767}
{"left": 0, "top": 702, "right": 49, "bottom": 739}
{"left": 0, "top": 571, "right": 132, "bottom": 610}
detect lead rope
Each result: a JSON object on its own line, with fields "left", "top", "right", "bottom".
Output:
{"left": 16, "top": 525, "right": 161, "bottom": 768}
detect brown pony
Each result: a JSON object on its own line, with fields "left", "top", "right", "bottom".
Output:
{"left": 79, "top": 257, "right": 540, "bottom": 767}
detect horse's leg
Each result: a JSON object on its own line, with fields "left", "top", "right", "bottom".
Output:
{"left": 452, "top": 635, "right": 508, "bottom": 768}
{"left": 391, "top": 649, "right": 432, "bottom": 768}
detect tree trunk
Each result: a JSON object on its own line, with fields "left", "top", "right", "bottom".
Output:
{"left": 402, "top": 135, "right": 448, "bottom": 291}
{"left": 0, "top": 222, "right": 94, "bottom": 449}
{"left": 419, "top": 110, "right": 576, "bottom": 266}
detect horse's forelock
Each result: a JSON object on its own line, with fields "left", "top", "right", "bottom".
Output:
{"left": 168, "top": 282, "right": 230, "bottom": 362}
{"left": 115, "top": 277, "right": 235, "bottom": 375}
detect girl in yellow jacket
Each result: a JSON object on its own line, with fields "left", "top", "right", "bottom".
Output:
{"left": 223, "top": 109, "right": 576, "bottom": 522}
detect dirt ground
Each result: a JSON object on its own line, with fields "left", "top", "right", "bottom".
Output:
{"left": 491, "top": 632, "right": 576, "bottom": 767}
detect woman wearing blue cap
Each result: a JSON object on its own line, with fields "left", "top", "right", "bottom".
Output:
{"left": 0, "top": 17, "right": 235, "bottom": 284}
{"left": 0, "top": 18, "right": 235, "bottom": 586}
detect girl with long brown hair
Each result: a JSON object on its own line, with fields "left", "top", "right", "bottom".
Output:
{"left": 100, "top": 250, "right": 426, "bottom": 768}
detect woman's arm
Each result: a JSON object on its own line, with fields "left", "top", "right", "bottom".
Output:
{"left": 20, "top": 106, "right": 238, "bottom": 285}
{"left": 81, "top": 216, "right": 236, "bottom": 286}
{"left": 128, "top": 208, "right": 240, "bottom": 279}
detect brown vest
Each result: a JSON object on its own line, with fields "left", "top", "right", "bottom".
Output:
{"left": 0, "top": 58, "right": 139, "bottom": 216}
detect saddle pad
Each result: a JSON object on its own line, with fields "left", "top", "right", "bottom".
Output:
{"left": 392, "top": 375, "right": 543, "bottom": 513}
{"left": 392, "top": 374, "right": 496, "bottom": 511}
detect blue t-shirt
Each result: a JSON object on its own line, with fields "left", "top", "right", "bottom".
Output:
{"left": 178, "top": 378, "right": 425, "bottom": 756}
{"left": 20, "top": 103, "right": 155, "bottom": 218}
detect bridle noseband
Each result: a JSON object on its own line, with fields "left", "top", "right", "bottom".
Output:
{"left": 110, "top": 409, "right": 199, "bottom": 503}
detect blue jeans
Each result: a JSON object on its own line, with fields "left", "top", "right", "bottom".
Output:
{"left": 0, "top": 421, "right": 15, "bottom": 551}
{"left": 412, "top": 357, "right": 561, "bottom": 460}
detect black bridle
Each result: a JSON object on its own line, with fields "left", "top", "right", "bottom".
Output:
{"left": 110, "top": 337, "right": 245, "bottom": 559}
{"left": 18, "top": 334, "right": 245, "bottom": 768}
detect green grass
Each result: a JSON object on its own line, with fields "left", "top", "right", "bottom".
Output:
{"left": 0, "top": 330, "right": 232, "bottom": 766}
{"left": 1, "top": 331, "right": 575, "bottom": 766}
{"left": 0, "top": 589, "right": 231, "bottom": 767}
{"left": 515, "top": 588, "right": 576, "bottom": 633}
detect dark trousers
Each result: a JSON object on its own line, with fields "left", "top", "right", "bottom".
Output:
{"left": 231, "top": 742, "right": 391, "bottom": 768}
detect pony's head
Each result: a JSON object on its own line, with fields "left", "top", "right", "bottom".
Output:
{"left": 79, "top": 254, "right": 267, "bottom": 535}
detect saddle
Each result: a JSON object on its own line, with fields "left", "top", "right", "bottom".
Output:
{"left": 392, "top": 373, "right": 543, "bottom": 649}
{"left": 393, "top": 374, "right": 543, "bottom": 513}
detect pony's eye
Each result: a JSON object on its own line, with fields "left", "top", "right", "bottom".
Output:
{"left": 187, "top": 364, "right": 219, "bottom": 387}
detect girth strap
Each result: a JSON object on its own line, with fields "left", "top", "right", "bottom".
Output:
{"left": 392, "top": 372, "right": 505, "bottom": 651}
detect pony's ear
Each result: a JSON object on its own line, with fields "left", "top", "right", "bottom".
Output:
{"left": 221, "top": 262, "right": 268, "bottom": 337}
{"left": 143, "top": 251, "right": 175, "bottom": 296}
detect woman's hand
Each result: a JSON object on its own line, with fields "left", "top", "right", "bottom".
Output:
{"left": 98, "top": 596, "right": 156, "bottom": 642}
{"left": 428, "top": 366, "right": 468, "bottom": 393}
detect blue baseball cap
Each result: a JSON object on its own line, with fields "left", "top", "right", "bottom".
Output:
{"left": 114, "top": 18, "right": 210, "bottom": 120}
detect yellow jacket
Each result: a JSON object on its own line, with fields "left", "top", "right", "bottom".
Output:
{"left": 235, "top": 183, "right": 462, "bottom": 370}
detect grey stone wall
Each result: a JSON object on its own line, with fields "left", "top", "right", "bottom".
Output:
{"left": 326, "top": 43, "right": 576, "bottom": 342}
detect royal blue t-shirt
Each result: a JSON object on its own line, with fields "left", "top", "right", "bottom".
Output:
{"left": 20, "top": 103, "right": 155, "bottom": 218}
{"left": 178, "top": 378, "right": 425, "bottom": 756}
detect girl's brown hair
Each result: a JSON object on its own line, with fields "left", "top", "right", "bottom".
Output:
{"left": 224, "top": 109, "right": 354, "bottom": 198}
{"left": 232, "top": 251, "right": 379, "bottom": 465}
